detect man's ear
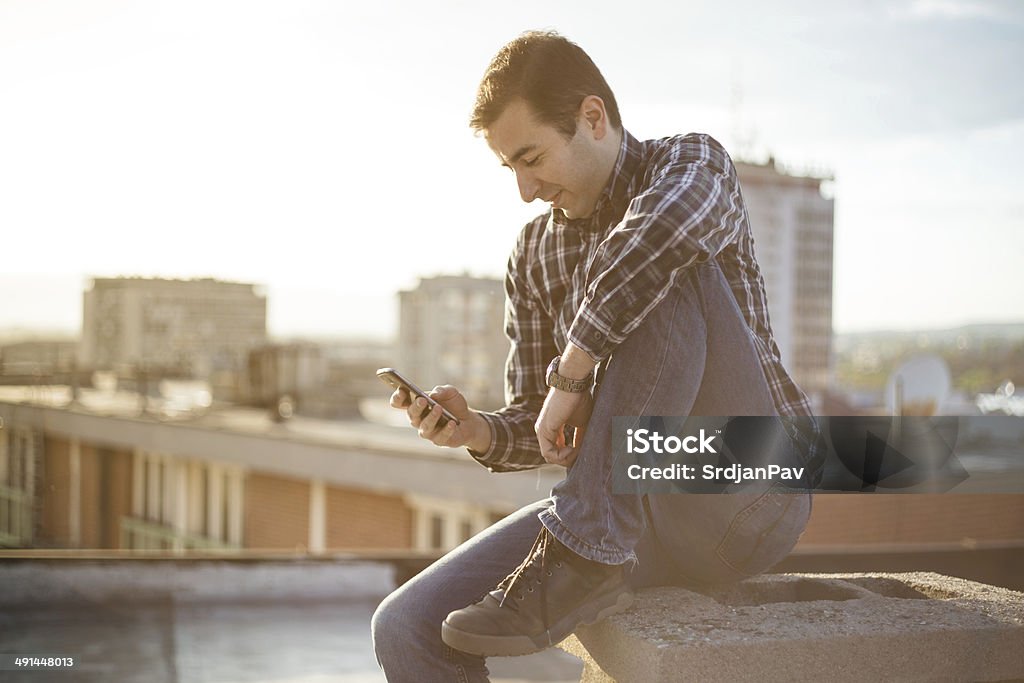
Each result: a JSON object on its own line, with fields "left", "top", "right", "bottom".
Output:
{"left": 578, "top": 95, "right": 608, "bottom": 140}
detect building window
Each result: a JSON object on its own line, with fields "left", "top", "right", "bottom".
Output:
{"left": 130, "top": 451, "right": 243, "bottom": 550}
{"left": 459, "top": 518, "right": 474, "bottom": 543}
{"left": 0, "top": 427, "right": 37, "bottom": 545}
{"left": 429, "top": 514, "right": 444, "bottom": 550}
{"left": 409, "top": 495, "right": 500, "bottom": 552}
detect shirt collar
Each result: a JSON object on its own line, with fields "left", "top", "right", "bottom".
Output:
{"left": 551, "top": 128, "right": 643, "bottom": 234}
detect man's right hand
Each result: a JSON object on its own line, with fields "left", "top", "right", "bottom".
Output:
{"left": 390, "top": 384, "right": 491, "bottom": 452}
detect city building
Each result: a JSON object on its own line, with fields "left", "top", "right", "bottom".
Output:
{"left": 0, "top": 387, "right": 553, "bottom": 555}
{"left": 80, "top": 277, "right": 267, "bottom": 399}
{"left": 398, "top": 275, "right": 509, "bottom": 411}
{"left": 246, "top": 343, "right": 328, "bottom": 406}
{"left": 244, "top": 342, "right": 386, "bottom": 421}
{"left": 3, "top": 388, "right": 1024, "bottom": 595}
{"left": 0, "top": 340, "right": 81, "bottom": 387}
{"left": 736, "top": 160, "right": 835, "bottom": 401}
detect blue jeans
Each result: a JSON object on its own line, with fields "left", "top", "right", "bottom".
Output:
{"left": 372, "top": 261, "right": 812, "bottom": 682}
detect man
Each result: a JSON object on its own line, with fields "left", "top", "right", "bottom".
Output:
{"left": 372, "top": 30, "right": 823, "bottom": 682}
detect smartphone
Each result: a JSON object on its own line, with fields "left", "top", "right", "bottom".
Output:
{"left": 376, "top": 367, "right": 461, "bottom": 428}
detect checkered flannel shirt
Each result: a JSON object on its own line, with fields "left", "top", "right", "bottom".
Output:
{"left": 468, "top": 130, "right": 825, "bottom": 482}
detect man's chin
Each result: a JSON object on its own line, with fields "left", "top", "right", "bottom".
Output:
{"left": 559, "top": 205, "right": 593, "bottom": 221}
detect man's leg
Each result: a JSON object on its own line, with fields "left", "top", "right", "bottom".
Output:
{"left": 372, "top": 499, "right": 548, "bottom": 682}
{"left": 443, "top": 260, "right": 808, "bottom": 655}
{"left": 539, "top": 259, "right": 785, "bottom": 563}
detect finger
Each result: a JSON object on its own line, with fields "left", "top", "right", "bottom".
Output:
{"left": 407, "top": 397, "right": 429, "bottom": 427}
{"left": 418, "top": 403, "right": 442, "bottom": 438}
{"left": 546, "top": 445, "right": 576, "bottom": 466}
{"left": 536, "top": 426, "right": 557, "bottom": 458}
{"left": 431, "top": 419, "right": 458, "bottom": 447}
{"left": 541, "top": 441, "right": 569, "bottom": 465}
{"left": 538, "top": 437, "right": 557, "bottom": 463}
{"left": 429, "top": 385, "right": 453, "bottom": 400}
{"left": 391, "top": 388, "right": 410, "bottom": 409}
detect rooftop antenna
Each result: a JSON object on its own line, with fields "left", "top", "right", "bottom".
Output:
{"left": 885, "top": 354, "right": 951, "bottom": 418}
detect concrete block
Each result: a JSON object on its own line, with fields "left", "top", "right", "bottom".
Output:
{"left": 558, "top": 573, "right": 1024, "bottom": 682}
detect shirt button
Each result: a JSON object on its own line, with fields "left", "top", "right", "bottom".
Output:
{"left": 592, "top": 331, "right": 603, "bottom": 340}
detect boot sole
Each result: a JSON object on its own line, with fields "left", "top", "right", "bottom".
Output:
{"left": 441, "top": 588, "right": 634, "bottom": 657}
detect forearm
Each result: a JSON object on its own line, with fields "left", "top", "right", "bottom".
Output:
{"left": 462, "top": 410, "right": 493, "bottom": 454}
{"left": 557, "top": 341, "right": 598, "bottom": 380}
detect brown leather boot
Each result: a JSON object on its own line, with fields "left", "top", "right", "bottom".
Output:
{"left": 441, "top": 528, "right": 634, "bottom": 656}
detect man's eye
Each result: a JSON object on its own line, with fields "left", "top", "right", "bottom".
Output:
{"left": 524, "top": 156, "right": 541, "bottom": 167}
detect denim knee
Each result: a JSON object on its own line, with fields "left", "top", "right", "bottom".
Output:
{"left": 370, "top": 591, "right": 403, "bottom": 666}
{"left": 371, "top": 588, "right": 436, "bottom": 674}
{"left": 372, "top": 586, "right": 489, "bottom": 682}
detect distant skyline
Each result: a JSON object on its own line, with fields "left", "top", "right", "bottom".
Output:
{"left": 2, "top": 0, "right": 1022, "bottom": 339}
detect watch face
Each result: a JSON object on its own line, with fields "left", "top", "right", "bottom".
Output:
{"left": 546, "top": 356, "right": 561, "bottom": 386}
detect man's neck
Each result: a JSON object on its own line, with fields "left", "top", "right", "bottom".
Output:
{"left": 598, "top": 127, "right": 624, "bottom": 184}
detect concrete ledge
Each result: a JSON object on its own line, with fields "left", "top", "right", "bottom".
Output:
{"left": 558, "top": 573, "right": 1024, "bottom": 682}
{"left": 0, "top": 560, "right": 394, "bottom": 606}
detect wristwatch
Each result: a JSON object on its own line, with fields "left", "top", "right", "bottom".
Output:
{"left": 545, "top": 356, "right": 595, "bottom": 393}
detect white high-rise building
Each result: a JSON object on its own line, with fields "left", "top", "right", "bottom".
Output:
{"left": 398, "top": 275, "right": 509, "bottom": 411}
{"left": 80, "top": 278, "right": 267, "bottom": 384}
{"left": 737, "top": 160, "right": 835, "bottom": 398}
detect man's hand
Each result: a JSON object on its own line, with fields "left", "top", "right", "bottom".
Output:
{"left": 535, "top": 341, "right": 598, "bottom": 467}
{"left": 535, "top": 388, "right": 593, "bottom": 467}
{"left": 390, "top": 384, "right": 491, "bottom": 452}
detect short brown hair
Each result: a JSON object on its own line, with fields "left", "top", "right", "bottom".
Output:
{"left": 470, "top": 31, "right": 622, "bottom": 139}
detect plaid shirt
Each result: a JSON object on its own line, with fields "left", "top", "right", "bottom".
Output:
{"left": 469, "top": 130, "right": 824, "bottom": 481}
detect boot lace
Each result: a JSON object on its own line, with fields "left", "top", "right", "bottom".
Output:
{"left": 497, "top": 529, "right": 564, "bottom": 629}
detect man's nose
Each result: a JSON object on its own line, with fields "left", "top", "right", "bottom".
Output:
{"left": 515, "top": 169, "right": 540, "bottom": 203}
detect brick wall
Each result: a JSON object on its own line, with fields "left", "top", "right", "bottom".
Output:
{"left": 324, "top": 484, "right": 413, "bottom": 549}
{"left": 38, "top": 436, "right": 70, "bottom": 546}
{"left": 77, "top": 446, "right": 133, "bottom": 549}
{"left": 105, "top": 449, "right": 133, "bottom": 549}
{"left": 798, "top": 494, "right": 1024, "bottom": 548}
{"left": 244, "top": 472, "right": 310, "bottom": 550}
{"left": 79, "top": 444, "right": 101, "bottom": 547}
{"left": 36, "top": 440, "right": 135, "bottom": 549}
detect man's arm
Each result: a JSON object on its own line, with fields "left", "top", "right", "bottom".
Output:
{"left": 534, "top": 341, "right": 595, "bottom": 467}
{"left": 535, "top": 135, "right": 746, "bottom": 464}
{"left": 568, "top": 133, "right": 743, "bottom": 363}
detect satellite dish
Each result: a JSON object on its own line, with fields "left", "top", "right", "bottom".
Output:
{"left": 885, "top": 354, "right": 951, "bottom": 416}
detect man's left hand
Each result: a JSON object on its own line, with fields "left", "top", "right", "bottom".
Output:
{"left": 535, "top": 388, "right": 593, "bottom": 467}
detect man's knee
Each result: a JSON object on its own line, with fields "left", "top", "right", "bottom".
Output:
{"left": 372, "top": 587, "right": 432, "bottom": 661}
{"left": 370, "top": 592, "right": 400, "bottom": 661}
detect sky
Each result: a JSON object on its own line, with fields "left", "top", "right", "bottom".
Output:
{"left": 1, "top": 0, "right": 1022, "bottom": 339}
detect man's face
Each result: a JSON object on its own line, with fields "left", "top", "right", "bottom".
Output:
{"left": 484, "top": 99, "right": 606, "bottom": 220}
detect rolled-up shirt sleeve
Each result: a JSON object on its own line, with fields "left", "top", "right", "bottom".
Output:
{"left": 567, "top": 134, "right": 744, "bottom": 362}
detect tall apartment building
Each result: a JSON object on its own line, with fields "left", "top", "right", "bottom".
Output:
{"left": 736, "top": 160, "right": 835, "bottom": 399}
{"left": 398, "top": 275, "right": 509, "bottom": 411}
{"left": 80, "top": 278, "right": 267, "bottom": 392}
